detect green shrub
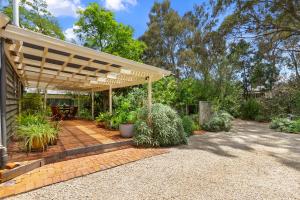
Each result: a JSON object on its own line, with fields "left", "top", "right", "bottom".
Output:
{"left": 240, "top": 98, "right": 261, "bottom": 120}
{"left": 182, "top": 116, "right": 198, "bottom": 136}
{"left": 270, "top": 118, "right": 300, "bottom": 133}
{"left": 78, "top": 108, "right": 93, "bottom": 120}
{"left": 133, "top": 103, "right": 187, "bottom": 147}
{"left": 17, "top": 113, "right": 47, "bottom": 126}
{"left": 17, "top": 123, "right": 57, "bottom": 151}
{"left": 203, "top": 111, "right": 233, "bottom": 132}
{"left": 21, "top": 93, "right": 43, "bottom": 114}
{"left": 95, "top": 112, "right": 112, "bottom": 128}
{"left": 254, "top": 114, "right": 270, "bottom": 122}
{"left": 294, "top": 119, "right": 300, "bottom": 133}
{"left": 17, "top": 113, "right": 59, "bottom": 151}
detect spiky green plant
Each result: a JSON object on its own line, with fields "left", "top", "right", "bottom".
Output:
{"left": 133, "top": 103, "right": 187, "bottom": 147}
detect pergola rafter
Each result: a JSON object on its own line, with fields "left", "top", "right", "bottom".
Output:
{"left": 0, "top": 24, "right": 170, "bottom": 92}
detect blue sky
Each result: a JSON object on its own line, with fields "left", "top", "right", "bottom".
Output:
{"left": 48, "top": 0, "right": 205, "bottom": 40}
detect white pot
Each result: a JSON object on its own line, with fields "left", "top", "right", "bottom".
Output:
{"left": 119, "top": 124, "right": 134, "bottom": 138}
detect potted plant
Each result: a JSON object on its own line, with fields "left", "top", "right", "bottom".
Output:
{"left": 95, "top": 112, "right": 111, "bottom": 128}
{"left": 119, "top": 111, "right": 137, "bottom": 138}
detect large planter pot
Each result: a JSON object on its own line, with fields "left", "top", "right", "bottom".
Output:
{"left": 29, "top": 138, "right": 47, "bottom": 152}
{"left": 119, "top": 124, "right": 134, "bottom": 138}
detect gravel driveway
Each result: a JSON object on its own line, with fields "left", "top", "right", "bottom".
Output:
{"left": 9, "top": 120, "right": 300, "bottom": 200}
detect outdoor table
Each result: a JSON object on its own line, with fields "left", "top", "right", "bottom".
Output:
{"left": 59, "top": 106, "right": 71, "bottom": 119}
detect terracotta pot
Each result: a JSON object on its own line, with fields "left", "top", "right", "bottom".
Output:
{"left": 30, "top": 138, "right": 47, "bottom": 151}
{"left": 48, "top": 138, "right": 58, "bottom": 146}
{"left": 119, "top": 124, "right": 134, "bottom": 138}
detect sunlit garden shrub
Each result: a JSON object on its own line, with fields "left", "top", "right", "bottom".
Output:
{"left": 182, "top": 115, "right": 198, "bottom": 136}
{"left": 203, "top": 111, "right": 233, "bottom": 132}
{"left": 270, "top": 118, "right": 300, "bottom": 134}
{"left": 133, "top": 103, "right": 187, "bottom": 147}
{"left": 240, "top": 98, "right": 261, "bottom": 120}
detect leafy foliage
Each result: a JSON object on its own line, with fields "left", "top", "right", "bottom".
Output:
{"left": 140, "top": 0, "right": 185, "bottom": 76}
{"left": 17, "top": 113, "right": 59, "bottom": 152}
{"left": 240, "top": 99, "right": 261, "bottom": 120}
{"left": 78, "top": 108, "right": 93, "bottom": 120}
{"left": 21, "top": 93, "right": 43, "bottom": 114}
{"left": 203, "top": 111, "right": 233, "bottom": 132}
{"left": 95, "top": 112, "right": 112, "bottom": 128}
{"left": 133, "top": 104, "right": 187, "bottom": 147}
{"left": 2, "top": 0, "right": 64, "bottom": 39}
{"left": 270, "top": 118, "right": 300, "bottom": 134}
{"left": 182, "top": 116, "right": 198, "bottom": 136}
{"left": 75, "top": 3, "right": 146, "bottom": 61}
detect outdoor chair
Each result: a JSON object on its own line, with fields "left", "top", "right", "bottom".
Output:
{"left": 51, "top": 106, "right": 63, "bottom": 121}
{"left": 69, "top": 106, "right": 78, "bottom": 119}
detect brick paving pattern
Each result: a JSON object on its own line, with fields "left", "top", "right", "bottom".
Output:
{"left": 8, "top": 120, "right": 130, "bottom": 162}
{"left": 0, "top": 148, "right": 168, "bottom": 198}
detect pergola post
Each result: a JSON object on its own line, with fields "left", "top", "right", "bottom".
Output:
{"left": 43, "top": 89, "right": 47, "bottom": 111}
{"left": 91, "top": 89, "right": 94, "bottom": 120}
{"left": 109, "top": 85, "right": 112, "bottom": 114}
{"left": 77, "top": 92, "right": 80, "bottom": 114}
{"left": 147, "top": 76, "right": 152, "bottom": 117}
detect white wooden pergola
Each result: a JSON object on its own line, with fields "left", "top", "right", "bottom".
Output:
{"left": 0, "top": 14, "right": 170, "bottom": 118}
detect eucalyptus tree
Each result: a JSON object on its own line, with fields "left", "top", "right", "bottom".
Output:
{"left": 214, "top": 0, "right": 300, "bottom": 83}
{"left": 140, "top": 0, "right": 186, "bottom": 77}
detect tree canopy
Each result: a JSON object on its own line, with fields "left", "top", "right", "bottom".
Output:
{"left": 2, "top": 0, "right": 65, "bottom": 40}
{"left": 75, "top": 3, "right": 146, "bottom": 61}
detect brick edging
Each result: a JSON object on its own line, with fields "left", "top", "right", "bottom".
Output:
{"left": 1, "top": 140, "right": 133, "bottom": 183}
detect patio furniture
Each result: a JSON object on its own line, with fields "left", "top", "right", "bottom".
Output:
{"left": 51, "top": 106, "right": 63, "bottom": 121}
{"left": 69, "top": 106, "right": 78, "bottom": 119}
{"left": 60, "top": 106, "right": 70, "bottom": 119}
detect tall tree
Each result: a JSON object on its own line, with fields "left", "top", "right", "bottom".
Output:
{"left": 75, "top": 3, "right": 145, "bottom": 61}
{"left": 214, "top": 0, "right": 300, "bottom": 46}
{"left": 179, "top": 4, "right": 221, "bottom": 83}
{"left": 2, "top": 0, "right": 65, "bottom": 40}
{"left": 140, "top": 0, "right": 185, "bottom": 76}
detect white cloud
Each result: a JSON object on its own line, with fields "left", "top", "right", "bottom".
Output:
{"left": 64, "top": 25, "right": 80, "bottom": 43}
{"left": 45, "top": 0, "right": 83, "bottom": 17}
{"left": 104, "top": 0, "right": 137, "bottom": 11}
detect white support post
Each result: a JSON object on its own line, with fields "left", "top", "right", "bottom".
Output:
{"left": 43, "top": 89, "right": 47, "bottom": 111}
{"left": 147, "top": 76, "right": 152, "bottom": 117}
{"left": 77, "top": 92, "right": 80, "bottom": 114}
{"left": 91, "top": 90, "right": 94, "bottom": 120}
{"left": 13, "top": 0, "right": 20, "bottom": 27}
{"left": 109, "top": 85, "right": 112, "bottom": 114}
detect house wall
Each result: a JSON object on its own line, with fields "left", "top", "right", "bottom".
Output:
{"left": 5, "top": 60, "right": 22, "bottom": 141}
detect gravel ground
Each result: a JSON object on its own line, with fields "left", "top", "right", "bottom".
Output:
{"left": 9, "top": 120, "right": 300, "bottom": 200}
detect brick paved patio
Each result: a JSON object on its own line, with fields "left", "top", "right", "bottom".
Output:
{"left": 0, "top": 148, "right": 168, "bottom": 198}
{"left": 8, "top": 120, "right": 131, "bottom": 162}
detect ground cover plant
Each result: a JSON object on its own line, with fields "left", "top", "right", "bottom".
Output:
{"left": 270, "top": 118, "right": 300, "bottom": 134}
{"left": 133, "top": 103, "right": 187, "bottom": 147}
